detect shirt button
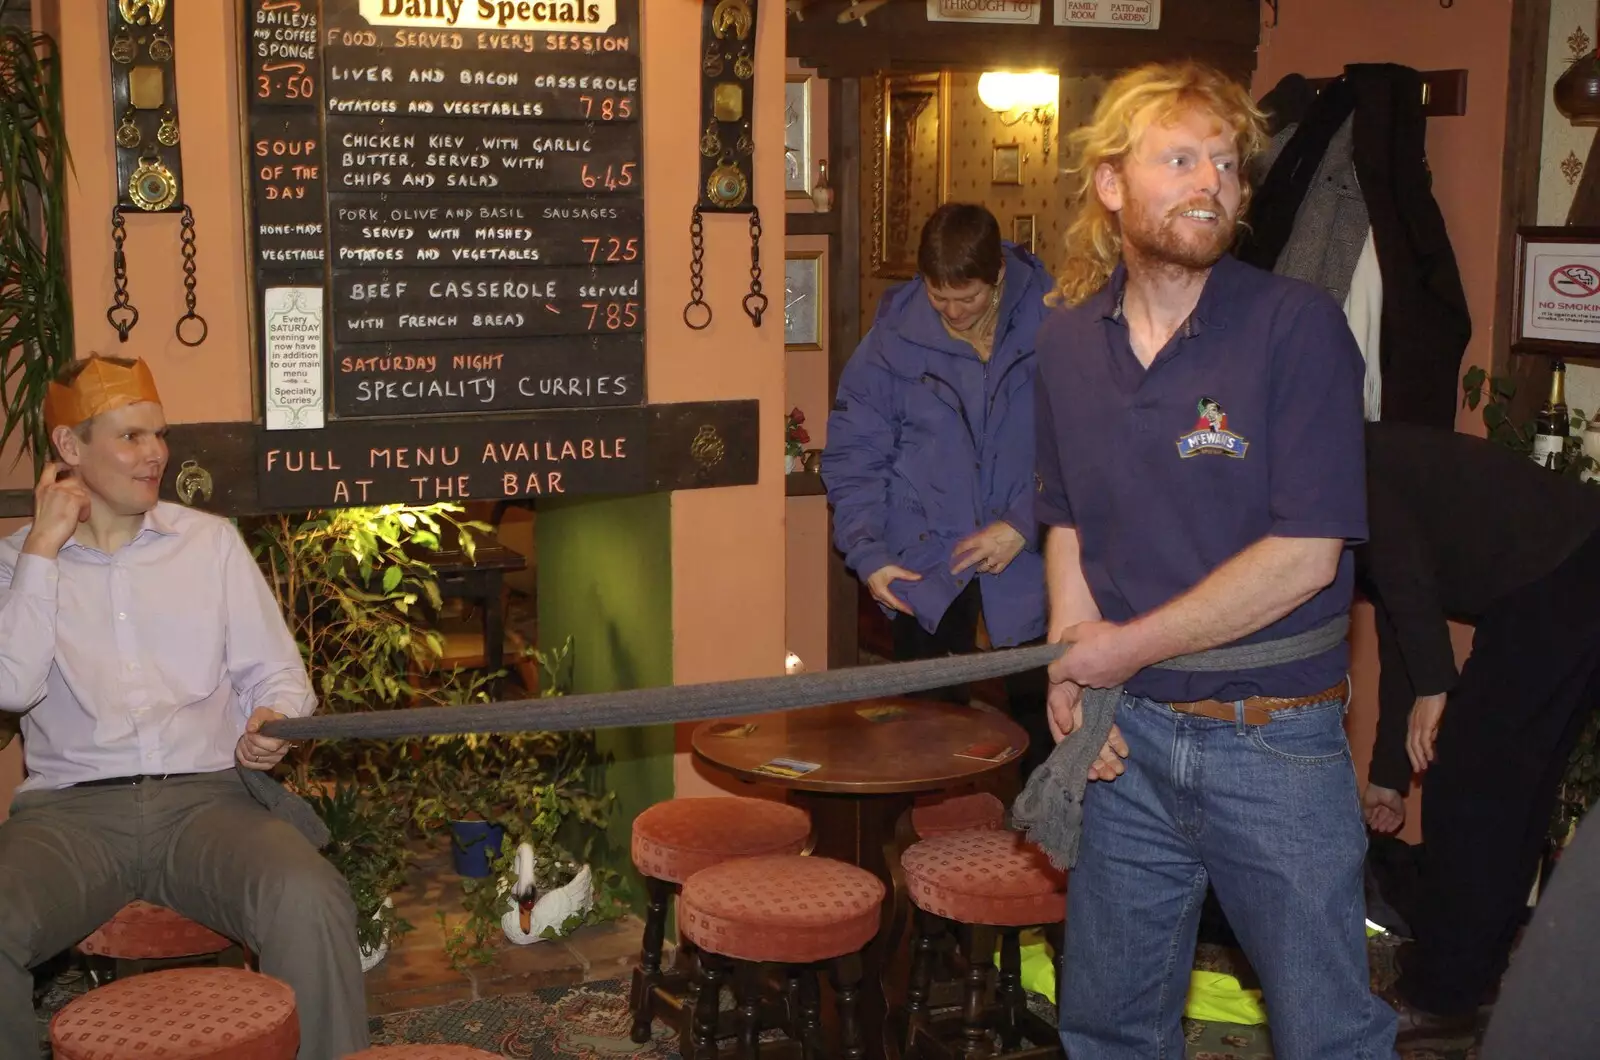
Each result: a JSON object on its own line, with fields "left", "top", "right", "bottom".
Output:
{"left": 117, "top": 612, "right": 127, "bottom": 620}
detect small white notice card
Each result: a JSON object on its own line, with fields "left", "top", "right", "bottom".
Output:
{"left": 264, "top": 286, "right": 326, "bottom": 431}
{"left": 1054, "top": 0, "right": 1161, "bottom": 29}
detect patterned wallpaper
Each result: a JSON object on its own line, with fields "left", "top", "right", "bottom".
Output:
{"left": 857, "top": 72, "right": 1107, "bottom": 336}
{"left": 1541, "top": 0, "right": 1600, "bottom": 418}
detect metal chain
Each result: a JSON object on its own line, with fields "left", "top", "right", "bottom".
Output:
{"left": 105, "top": 208, "right": 139, "bottom": 341}
{"left": 742, "top": 206, "right": 768, "bottom": 327}
{"left": 683, "top": 204, "right": 712, "bottom": 330}
{"left": 175, "top": 205, "right": 208, "bottom": 347}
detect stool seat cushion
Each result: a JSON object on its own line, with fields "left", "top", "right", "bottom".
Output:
{"left": 911, "top": 792, "right": 1006, "bottom": 838}
{"left": 901, "top": 830, "right": 1067, "bottom": 927}
{"left": 51, "top": 967, "right": 298, "bottom": 1060}
{"left": 681, "top": 854, "right": 884, "bottom": 964}
{"left": 77, "top": 901, "right": 232, "bottom": 959}
{"left": 632, "top": 797, "right": 811, "bottom": 884}
{"left": 343, "top": 1049, "right": 504, "bottom": 1059}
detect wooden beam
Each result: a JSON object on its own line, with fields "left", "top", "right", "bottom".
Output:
{"left": 1491, "top": 0, "right": 1550, "bottom": 426}
{"left": 785, "top": 211, "right": 838, "bottom": 236}
{"left": 787, "top": 0, "right": 1260, "bottom": 82}
{"left": 827, "top": 75, "right": 863, "bottom": 670}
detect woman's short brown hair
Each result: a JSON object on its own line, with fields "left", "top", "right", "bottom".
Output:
{"left": 917, "top": 203, "right": 1003, "bottom": 288}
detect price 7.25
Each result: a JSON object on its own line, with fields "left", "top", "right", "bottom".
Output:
{"left": 582, "top": 301, "right": 640, "bottom": 331}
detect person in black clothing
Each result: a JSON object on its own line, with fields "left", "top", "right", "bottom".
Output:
{"left": 1356, "top": 421, "right": 1600, "bottom": 1038}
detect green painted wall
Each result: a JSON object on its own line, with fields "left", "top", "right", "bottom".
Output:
{"left": 536, "top": 493, "right": 674, "bottom": 911}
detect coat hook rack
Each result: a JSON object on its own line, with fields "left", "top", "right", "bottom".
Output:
{"left": 1305, "top": 68, "right": 1468, "bottom": 118}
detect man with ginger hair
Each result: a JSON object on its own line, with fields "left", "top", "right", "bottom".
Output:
{"left": 0, "top": 355, "right": 368, "bottom": 1059}
{"left": 1033, "top": 64, "right": 1397, "bottom": 1057}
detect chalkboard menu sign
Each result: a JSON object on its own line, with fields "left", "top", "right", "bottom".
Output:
{"left": 243, "top": 0, "right": 645, "bottom": 448}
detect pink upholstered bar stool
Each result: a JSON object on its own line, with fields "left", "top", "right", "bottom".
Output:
{"left": 900, "top": 830, "right": 1067, "bottom": 1059}
{"left": 343, "top": 1048, "right": 503, "bottom": 1059}
{"left": 50, "top": 966, "right": 298, "bottom": 1060}
{"left": 910, "top": 792, "right": 1007, "bottom": 838}
{"left": 76, "top": 900, "right": 240, "bottom": 984}
{"left": 680, "top": 854, "right": 885, "bottom": 1060}
{"left": 629, "top": 797, "right": 812, "bottom": 1043}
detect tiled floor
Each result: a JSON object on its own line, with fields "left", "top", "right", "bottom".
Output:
{"left": 365, "top": 844, "right": 648, "bottom": 1017}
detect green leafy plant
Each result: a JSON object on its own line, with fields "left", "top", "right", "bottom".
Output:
{"left": 407, "top": 637, "right": 626, "bottom": 969}
{"left": 0, "top": 13, "right": 73, "bottom": 471}
{"left": 297, "top": 780, "right": 415, "bottom": 954}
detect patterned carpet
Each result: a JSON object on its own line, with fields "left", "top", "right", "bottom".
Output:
{"left": 35, "top": 938, "right": 1484, "bottom": 1059}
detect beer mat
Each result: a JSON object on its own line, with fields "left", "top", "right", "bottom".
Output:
{"left": 705, "top": 722, "right": 757, "bottom": 738}
{"left": 751, "top": 757, "right": 821, "bottom": 779}
{"left": 855, "top": 704, "right": 909, "bottom": 723}
{"left": 954, "top": 741, "right": 1016, "bottom": 763}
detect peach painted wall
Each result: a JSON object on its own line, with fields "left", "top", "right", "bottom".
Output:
{"left": 56, "top": 0, "right": 255, "bottom": 426}
{"left": 1253, "top": 0, "right": 1512, "bottom": 842}
{"left": 785, "top": 232, "right": 830, "bottom": 678}
{"left": 656, "top": 2, "right": 789, "bottom": 797}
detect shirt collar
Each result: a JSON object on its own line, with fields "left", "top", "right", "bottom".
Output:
{"left": 61, "top": 505, "right": 180, "bottom": 556}
{"left": 1095, "top": 255, "right": 1240, "bottom": 336}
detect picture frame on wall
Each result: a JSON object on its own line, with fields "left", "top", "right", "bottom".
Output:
{"left": 785, "top": 76, "right": 813, "bottom": 198}
{"left": 992, "top": 142, "right": 1023, "bottom": 185}
{"left": 1512, "top": 226, "right": 1600, "bottom": 358}
{"left": 785, "top": 250, "right": 824, "bottom": 351}
{"left": 1012, "top": 214, "right": 1037, "bottom": 254}
{"left": 873, "top": 70, "right": 951, "bottom": 279}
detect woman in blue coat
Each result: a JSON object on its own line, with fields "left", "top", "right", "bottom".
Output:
{"left": 822, "top": 203, "right": 1055, "bottom": 775}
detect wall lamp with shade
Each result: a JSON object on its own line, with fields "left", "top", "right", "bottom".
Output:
{"left": 977, "top": 71, "right": 1059, "bottom": 164}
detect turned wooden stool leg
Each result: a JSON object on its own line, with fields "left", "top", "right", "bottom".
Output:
{"left": 735, "top": 960, "right": 762, "bottom": 1059}
{"left": 959, "top": 924, "right": 995, "bottom": 1060}
{"left": 996, "top": 928, "right": 1025, "bottom": 1051}
{"left": 692, "top": 952, "right": 727, "bottom": 1060}
{"left": 831, "top": 952, "right": 866, "bottom": 1060}
{"left": 799, "top": 970, "right": 824, "bottom": 1060}
{"left": 904, "top": 907, "right": 940, "bottom": 1051}
{"left": 631, "top": 875, "right": 672, "bottom": 1043}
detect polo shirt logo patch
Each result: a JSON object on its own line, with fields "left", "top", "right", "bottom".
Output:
{"left": 1175, "top": 397, "right": 1249, "bottom": 459}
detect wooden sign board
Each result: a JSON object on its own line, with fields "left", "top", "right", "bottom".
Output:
{"left": 242, "top": 0, "right": 646, "bottom": 428}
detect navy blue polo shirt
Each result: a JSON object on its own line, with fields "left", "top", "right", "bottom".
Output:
{"left": 1033, "top": 254, "right": 1367, "bottom": 702}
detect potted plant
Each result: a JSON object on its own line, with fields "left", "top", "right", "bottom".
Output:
{"left": 0, "top": 15, "right": 74, "bottom": 473}
{"left": 296, "top": 779, "right": 413, "bottom": 970}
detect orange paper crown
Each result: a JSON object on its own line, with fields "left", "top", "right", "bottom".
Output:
{"left": 43, "top": 356, "right": 162, "bottom": 431}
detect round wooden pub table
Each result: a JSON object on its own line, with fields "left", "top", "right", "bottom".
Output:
{"left": 691, "top": 696, "right": 1030, "bottom": 1060}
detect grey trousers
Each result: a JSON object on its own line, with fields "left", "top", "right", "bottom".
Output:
{"left": 0, "top": 770, "right": 369, "bottom": 1060}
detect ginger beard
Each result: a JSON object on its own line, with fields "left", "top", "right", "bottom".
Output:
{"left": 1120, "top": 188, "right": 1237, "bottom": 273}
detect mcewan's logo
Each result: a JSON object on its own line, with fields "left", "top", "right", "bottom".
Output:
{"left": 359, "top": 0, "right": 616, "bottom": 33}
{"left": 1175, "top": 396, "right": 1249, "bottom": 459}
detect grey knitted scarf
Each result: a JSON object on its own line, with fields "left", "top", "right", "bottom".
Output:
{"left": 1011, "top": 616, "right": 1351, "bottom": 870}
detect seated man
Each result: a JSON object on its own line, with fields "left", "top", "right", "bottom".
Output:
{"left": 0, "top": 355, "right": 368, "bottom": 1059}
{"left": 1358, "top": 420, "right": 1600, "bottom": 1039}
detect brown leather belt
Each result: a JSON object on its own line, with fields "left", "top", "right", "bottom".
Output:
{"left": 1166, "top": 679, "right": 1349, "bottom": 727}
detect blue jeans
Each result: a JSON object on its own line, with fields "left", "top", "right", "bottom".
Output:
{"left": 1057, "top": 692, "right": 1398, "bottom": 1060}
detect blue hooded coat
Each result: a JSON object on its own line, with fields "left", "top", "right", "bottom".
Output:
{"left": 822, "top": 243, "right": 1054, "bottom": 646}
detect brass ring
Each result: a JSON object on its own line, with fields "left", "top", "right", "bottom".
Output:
{"left": 683, "top": 300, "right": 713, "bottom": 330}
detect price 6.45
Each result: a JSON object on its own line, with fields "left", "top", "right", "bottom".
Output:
{"left": 580, "top": 162, "right": 636, "bottom": 191}
{"left": 582, "top": 302, "right": 640, "bottom": 331}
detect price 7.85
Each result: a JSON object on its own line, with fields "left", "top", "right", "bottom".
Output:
{"left": 580, "top": 162, "right": 636, "bottom": 191}
{"left": 579, "top": 95, "right": 634, "bottom": 120}
{"left": 582, "top": 302, "right": 640, "bottom": 331}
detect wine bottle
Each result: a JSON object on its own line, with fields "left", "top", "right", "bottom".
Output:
{"left": 1532, "top": 361, "right": 1570, "bottom": 470}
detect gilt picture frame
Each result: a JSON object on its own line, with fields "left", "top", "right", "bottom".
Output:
{"left": 785, "top": 250, "right": 823, "bottom": 351}
{"left": 872, "top": 70, "right": 950, "bottom": 279}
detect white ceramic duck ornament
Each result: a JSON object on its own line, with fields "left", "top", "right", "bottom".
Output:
{"left": 499, "top": 842, "right": 594, "bottom": 945}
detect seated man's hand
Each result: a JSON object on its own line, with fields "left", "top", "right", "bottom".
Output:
{"left": 236, "top": 708, "right": 291, "bottom": 771}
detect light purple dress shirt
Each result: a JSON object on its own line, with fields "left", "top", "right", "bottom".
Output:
{"left": 0, "top": 502, "right": 317, "bottom": 793}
